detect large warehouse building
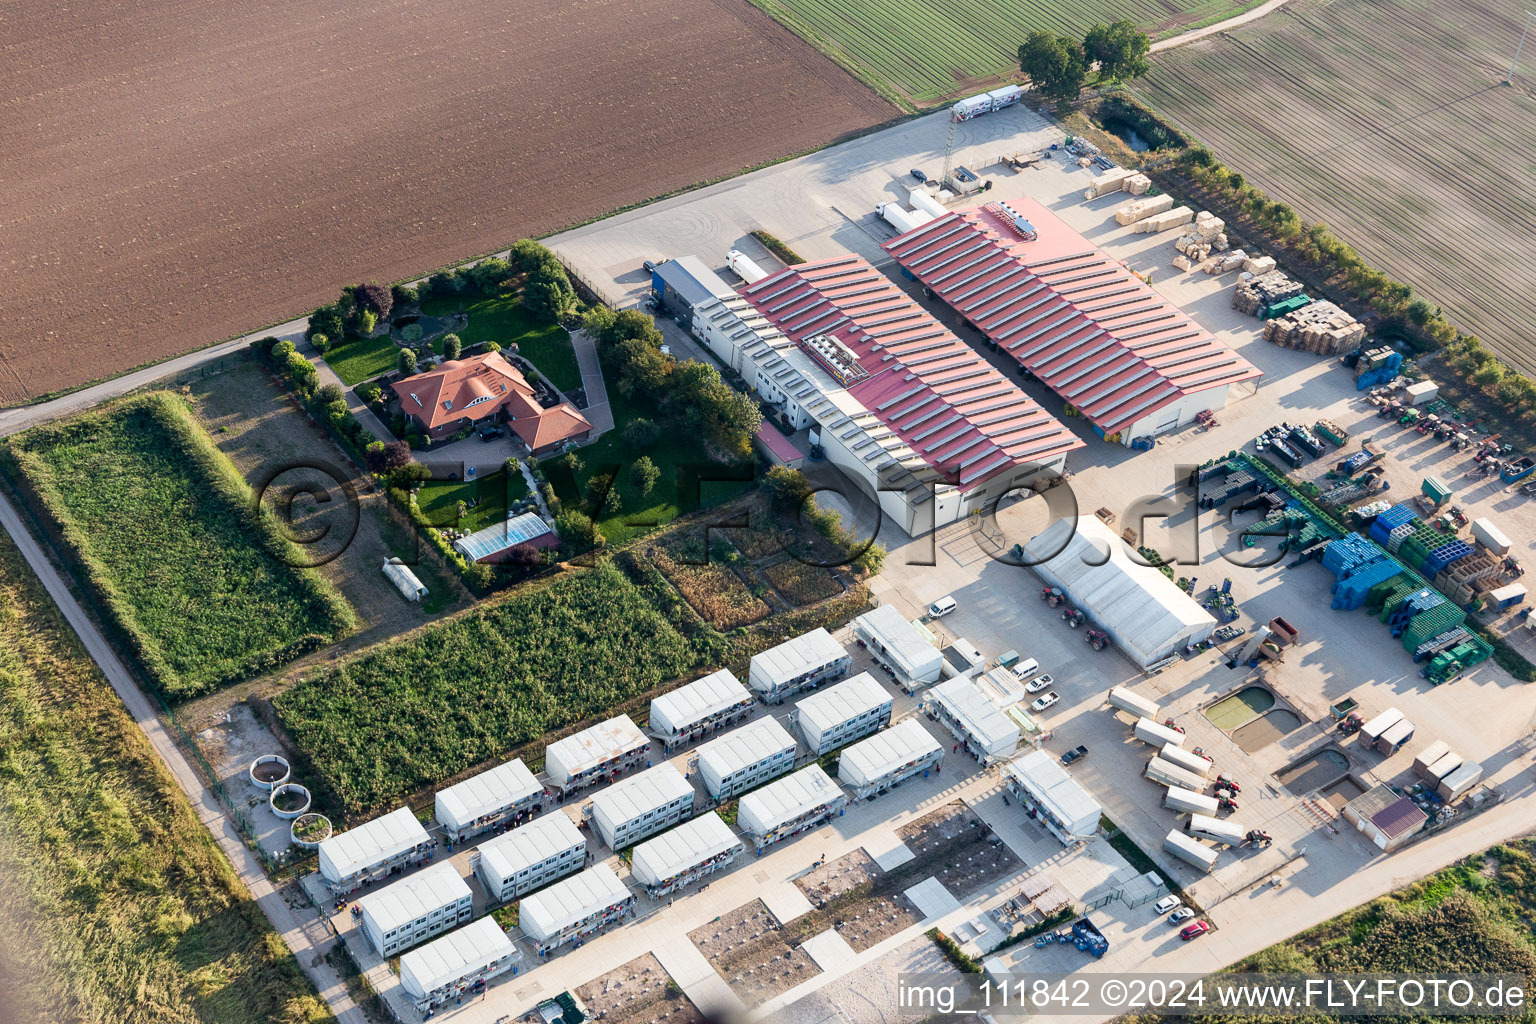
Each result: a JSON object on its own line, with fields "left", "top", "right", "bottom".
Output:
{"left": 884, "top": 199, "right": 1260, "bottom": 445}
{"left": 1023, "top": 515, "right": 1216, "bottom": 669}
{"left": 674, "top": 254, "right": 1082, "bottom": 534}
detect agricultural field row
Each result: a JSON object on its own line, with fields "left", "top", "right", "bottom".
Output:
{"left": 748, "top": 0, "right": 1257, "bottom": 103}
{"left": 0, "top": 535, "right": 330, "bottom": 1024}
{"left": 2, "top": 392, "right": 356, "bottom": 700}
{"left": 1134, "top": 0, "right": 1536, "bottom": 373}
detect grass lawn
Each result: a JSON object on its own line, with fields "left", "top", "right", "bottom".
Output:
{"left": 420, "top": 291, "right": 582, "bottom": 393}
{"left": 544, "top": 391, "right": 752, "bottom": 547}
{"left": 322, "top": 332, "right": 400, "bottom": 387}
{"left": 4, "top": 392, "right": 355, "bottom": 699}
{"left": 417, "top": 469, "right": 531, "bottom": 535}
{"left": 0, "top": 535, "right": 332, "bottom": 1023}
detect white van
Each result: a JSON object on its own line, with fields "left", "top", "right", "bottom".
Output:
{"left": 1012, "top": 657, "right": 1041, "bottom": 682}
{"left": 928, "top": 595, "right": 958, "bottom": 618}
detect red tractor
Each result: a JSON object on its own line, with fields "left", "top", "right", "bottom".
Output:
{"left": 1041, "top": 587, "right": 1065, "bottom": 607}
{"left": 1215, "top": 774, "right": 1241, "bottom": 793}
{"left": 1337, "top": 713, "right": 1364, "bottom": 735}
{"left": 1086, "top": 629, "right": 1109, "bottom": 651}
{"left": 1191, "top": 747, "right": 1214, "bottom": 762}
{"left": 1163, "top": 718, "right": 1186, "bottom": 734}
{"left": 1062, "top": 607, "right": 1084, "bottom": 628}
{"left": 1216, "top": 793, "right": 1240, "bottom": 812}
{"left": 1245, "top": 829, "right": 1273, "bottom": 846}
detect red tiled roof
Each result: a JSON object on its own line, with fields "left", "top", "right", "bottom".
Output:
{"left": 882, "top": 198, "right": 1260, "bottom": 438}
{"left": 391, "top": 352, "right": 591, "bottom": 447}
{"left": 740, "top": 256, "right": 1081, "bottom": 491}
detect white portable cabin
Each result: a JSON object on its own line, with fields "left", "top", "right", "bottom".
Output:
{"left": 726, "top": 249, "right": 768, "bottom": 284}
{"left": 986, "top": 84, "right": 1023, "bottom": 108}
{"left": 1412, "top": 741, "right": 1451, "bottom": 779}
{"left": 1359, "top": 707, "right": 1405, "bottom": 743}
{"left": 1424, "top": 750, "right": 1464, "bottom": 784}
{"left": 924, "top": 676, "right": 1020, "bottom": 763}
{"left": 399, "top": 917, "right": 520, "bottom": 1014}
{"left": 1437, "top": 760, "right": 1483, "bottom": 801}
{"left": 794, "top": 672, "right": 893, "bottom": 754}
{"left": 435, "top": 758, "right": 542, "bottom": 843}
{"left": 383, "top": 558, "right": 429, "bottom": 601}
{"left": 545, "top": 714, "right": 650, "bottom": 790}
{"left": 1472, "top": 518, "right": 1512, "bottom": 555}
{"left": 837, "top": 718, "right": 944, "bottom": 798}
{"left": 588, "top": 762, "right": 695, "bottom": 850}
{"left": 1375, "top": 717, "right": 1415, "bottom": 755}
{"left": 853, "top": 604, "right": 943, "bottom": 689}
{"left": 1005, "top": 749, "right": 1102, "bottom": 845}
{"left": 748, "top": 627, "right": 851, "bottom": 703}
{"left": 629, "top": 812, "right": 743, "bottom": 896}
{"left": 1145, "top": 756, "right": 1208, "bottom": 791}
{"left": 1107, "top": 686, "right": 1160, "bottom": 720}
{"left": 649, "top": 668, "right": 755, "bottom": 750}
{"left": 359, "top": 861, "right": 474, "bottom": 956}
{"left": 738, "top": 765, "right": 846, "bottom": 849}
{"left": 1158, "top": 744, "right": 1211, "bottom": 777}
{"left": 908, "top": 188, "right": 948, "bottom": 220}
{"left": 1134, "top": 717, "right": 1186, "bottom": 748}
{"left": 694, "top": 716, "right": 798, "bottom": 800}
{"left": 1186, "top": 814, "right": 1245, "bottom": 847}
{"left": 518, "top": 865, "right": 635, "bottom": 953}
{"left": 471, "top": 812, "right": 586, "bottom": 902}
{"left": 878, "top": 203, "right": 933, "bottom": 235}
{"left": 1163, "top": 829, "right": 1218, "bottom": 872}
{"left": 1164, "top": 786, "right": 1219, "bottom": 816}
{"left": 318, "top": 806, "right": 432, "bottom": 892}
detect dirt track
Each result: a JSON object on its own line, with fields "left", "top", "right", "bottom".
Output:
{"left": 0, "top": 0, "right": 892, "bottom": 403}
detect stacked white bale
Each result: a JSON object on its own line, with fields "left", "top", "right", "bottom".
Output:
{"left": 1114, "top": 194, "right": 1175, "bottom": 225}
{"left": 1083, "top": 167, "right": 1136, "bottom": 199}
{"left": 1135, "top": 206, "right": 1194, "bottom": 233}
{"left": 1243, "top": 255, "right": 1277, "bottom": 275}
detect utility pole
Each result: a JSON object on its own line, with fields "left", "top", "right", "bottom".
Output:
{"left": 1509, "top": 11, "right": 1533, "bottom": 84}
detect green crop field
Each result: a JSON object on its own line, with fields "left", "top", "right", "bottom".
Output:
{"left": 0, "top": 536, "right": 332, "bottom": 1024}
{"left": 276, "top": 561, "right": 708, "bottom": 814}
{"left": 4, "top": 392, "right": 355, "bottom": 699}
{"left": 1135, "top": 0, "right": 1536, "bottom": 374}
{"left": 746, "top": 0, "right": 1262, "bottom": 104}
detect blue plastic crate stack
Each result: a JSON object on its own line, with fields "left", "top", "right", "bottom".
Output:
{"left": 1325, "top": 533, "right": 1406, "bottom": 610}
{"left": 1384, "top": 588, "right": 1445, "bottom": 638}
{"left": 1354, "top": 348, "right": 1404, "bottom": 391}
{"left": 1421, "top": 540, "right": 1473, "bottom": 578}
{"left": 1367, "top": 503, "right": 1418, "bottom": 545}
{"left": 1196, "top": 464, "right": 1260, "bottom": 510}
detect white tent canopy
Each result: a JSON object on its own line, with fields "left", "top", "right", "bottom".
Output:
{"left": 1023, "top": 516, "right": 1215, "bottom": 668}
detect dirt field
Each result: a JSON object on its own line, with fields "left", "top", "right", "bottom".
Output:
{"left": 792, "top": 849, "right": 924, "bottom": 952}
{"left": 574, "top": 954, "right": 706, "bottom": 1024}
{"left": 1134, "top": 0, "right": 1536, "bottom": 373}
{"left": 897, "top": 800, "right": 1025, "bottom": 899}
{"left": 0, "top": 0, "right": 892, "bottom": 404}
{"left": 689, "top": 898, "right": 822, "bottom": 1008}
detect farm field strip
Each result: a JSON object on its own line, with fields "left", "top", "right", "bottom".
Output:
{"left": 1135, "top": 0, "right": 1536, "bottom": 372}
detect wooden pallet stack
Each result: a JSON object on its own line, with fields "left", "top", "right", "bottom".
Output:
{"left": 1233, "top": 270, "right": 1304, "bottom": 316}
{"left": 1263, "top": 300, "right": 1365, "bottom": 354}
{"left": 1083, "top": 167, "right": 1136, "bottom": 199}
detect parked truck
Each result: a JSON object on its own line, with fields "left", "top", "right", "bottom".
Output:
{"left": 1164, "top": 786, "right": 1220, "bottom": 816}
{"left": 1187, "top": 813, "right": 1246, "bottom": 847}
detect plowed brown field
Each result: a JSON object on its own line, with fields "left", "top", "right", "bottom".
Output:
{"left": 0, "top": 0, "right": 892, "bottom": 403}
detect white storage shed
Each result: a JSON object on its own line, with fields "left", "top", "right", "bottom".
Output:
{"left": 1024, "top": 517, "right": 1217, "bottom": 668}
{"left": 318, "top": 806, "right": 432, "bottom": 893}
{"left": 360, "top": 861, "right": 474, "bottom": 956}
{"left": 853, "top": 605, "right": 943, "bottom": 690}
{"left": 1412, "top": 740, "right": 1451, "bottom": 779}
{"left": 629, "top": 811, "right": 743, "bottom": 896}
{"left": 545, "top": 715, "right": 650, "bottom": 791}
{"left": 1437, "top": 760, "right": 1484, "bottom": 801}
{"left": 748, "top": 628, "right": 851, "bottom": 703}
{"left": 738, "top": 765, "right": 846, "bottom": 850}
{"left": 694, "top": 717, "right": 798, "bottom": 800}
{"left": 923, "top": 676, "right": 1020, "bottom": 764}
{"left": 1472, "top": 518, "right": 1512, "bottom": 555}
{"left": 794, "top": 672, "right": 893, "bottom": 755}
{"left": 519, "top": 865, "right": 635, "bottom": 954}
{"left": 649, "top": 669, "right": 754, "bottom": 750}
{"left": 1005, "top": 750, "right": 1102, "bottom": 845}
{"left": 1424, "top": 750, "right": 1464, "bottom": 783}
{"left": 435, "top": 758, "right": 542, "bottom": 843}
{"left": 471, "top": 812, "right": 586, "bottom": 902}
{"left": 1359, "top": 707, "right": 1405, "bottom": 743}
{"left": 588, "top": 762, "right": 695, "bottom": 850}
{"left": 838, "top": 718, "right": 944, "bottom": 799}
{"left": 399, "top": 917, "right": 520, "bottom": 1014}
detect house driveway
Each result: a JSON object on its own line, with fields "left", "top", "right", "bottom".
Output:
{"left": 306, "top": 345, "right": 397, "bottom": 444}
{"left": 571, "top": 330, "right": 614, "bottom": 435}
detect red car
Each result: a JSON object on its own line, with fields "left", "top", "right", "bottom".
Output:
{"left": 1180, "top": 920, "right": 1211, "bottom": 941}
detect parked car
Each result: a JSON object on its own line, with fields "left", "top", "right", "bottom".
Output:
{"left": 1179, "top": 920, "right": 1211, "bottom": 941}
{"left": 1011, "top": 657, "right": 1041, "bottom": 681}
{"left": 1169, "top": 907, "right": 1196, "bottom": 924}
{"left": 643, "top": 258, "right": 659, "bottom": 274}
{"left": 910, "top": 167, "right": 928, "bottom": 181}
{"left": 928, "top": 595, "right": 958, "bottom": 618}
{"left": 1030, "top": 692, "right": 1060, "bottom": 712}
{"left": 477, "top": 423, "right": 504, "bottom": 440}
{"left": 1153, "top": 895, "right": 1182, "bottom": 916}
{"left": 1060, "top": 745, "right": 1088, "bottom": 766}
{"left": 1024, "top": 674, "right": 1054, "bottom": 693}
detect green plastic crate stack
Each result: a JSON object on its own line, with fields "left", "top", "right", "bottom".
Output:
{"left": 1424, "top": 636, "right": 1493, "bottom": 684}
{"left": 1370, "top": 577, "right": 1419, "bottom": 618}
{"left": 1401, "top": 602, "right": 1468, "bottom": 652}
{"left": 1398, "top": 525, "right": 1457, "bottom": 574}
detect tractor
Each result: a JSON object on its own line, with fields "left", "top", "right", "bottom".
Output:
{"left": 1163, "top": 718, "right": 1186, "bottom": 734}
{"left": 1061, "top": 607, "right": 1084, "bottom": 628}
{"left": 1041, "top": 587, "right": 1065, "bottom": 607}
{"left": 1215, "top": 775, "right": 1241, "bottom": 793}
{"left": 1085, "top": 629, "right": 1109, "bottom": 651}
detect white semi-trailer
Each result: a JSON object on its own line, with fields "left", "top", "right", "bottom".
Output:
{"left": 1146, "top": 756, "right": 1207, "bottom": 791}
{"left": 726, "top": 249, "right": 768, "bottom": 284}
{"left": 1186, "top": 813, "right": 1245, "bottom": 846}
{"left": 1134, "top": 717, "right": 1185, "bottom": 748}
{"left": 1163, "top": 829, "right": 1218, "bottom": 872}
{"left": 908, "top": 188, "right": 948, "bottom": 220}
{"left": 1107, "top": 686, "right": 1160, "bottom": 720}
{"left": 1164, "top": 786, "right": 1219, "bottom": 816}
{"left": 1159, "top": 744, "right": 1212, "bottom": 777}
{"left": 877, "top": 203, "right": 932, "bottom": 235}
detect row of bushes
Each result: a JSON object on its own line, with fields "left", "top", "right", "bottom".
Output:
{"left": 749, "top": 229, "right": 803, "bottom": 266}
{"left": 927, "top": 928, "right": 982, "bottom": 974}
{"left": 252, "top": 337, "right": 377, "bottom": 466}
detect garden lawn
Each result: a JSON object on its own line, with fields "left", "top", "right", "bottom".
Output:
{"left": 321, "top": 332, "right": 400, "bottom": 387}
{"left": 417, "top": 469, "right": 531, "bottom": 536}
{"left": 0, "top": 535, "right": 332, "bottom": 1024}
{"left": 421, "top": 291, "right": 582, "bottom": 392}
{"left": 275, "top": 561, "right": 705, "bottom": 814}
{"left": 4, "top": 392, "right": 355, "bottom": 699}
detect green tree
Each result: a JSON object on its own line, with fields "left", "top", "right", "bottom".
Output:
{"left": 440, "top": 333, "right": 462, "bottom": 360}
{"left": 582, "top": 304, "right": 617, "bottom": 338}
{"left": 764, "top": 465, "right": 813, "bottom": 513}
{"left": 622, "top": 417, "right": 660, "bottom": 450}
{"left": 555, "top": 509, "right": 603, "bottom": 549}
{"left": 398, "top": 348, "right": 418, "bottom": 377}
{"left": 309, "top": 332, "right": 330, "bottom": 354}
{"left": 631, "top": 455, "right": 660, "bottom": 495}
{"left": 600, "top": 484, "right": 623, "bottom": 515}
{"left": 524, "top": 260, "right": 576, "bottom": 319}
{"left": 316, "top": 383, "right": 347, "bottom": 410}
{"left": 1406, "top": 299, "right": 1439, "bottom": 328}
{"left": 1018, "top": 31, "right": 1087, "bottom": 107}
{"left": 358, "top": 309, "right": 378, "bottom": 336}
{"left": 467, "top": 258, "right": 511, "bottom": 294}
{"left": 1083, "top": 21, "right": 1150, "bottom": 82}
{"left": 509, "top": 238, "right": 553, "bottom": 273}
{"left": 391, "top": 283, "right": 419, "bottom": 309}
{"left": 562, "top": 451, "right": 584, "bottom": 476}
{"left": 1473, "top": 361, "right": 1506, "bottom": 390}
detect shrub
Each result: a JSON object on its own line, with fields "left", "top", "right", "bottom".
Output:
{"left": 400, "top": 323, "right": 423, "bottom": 342}
{"left": 398, "top": 348, "right": 418, "bottom": 377}
{"left": 391, "top": 283, "right": 419, "bottom": 309}
{"left": 358, "top": 309, "right": 378, "bottom": 336}
{"left": 631, "top": 455, "right": 660, "bottom": 494}
{"left": 309, "top": 332, "right": 331, "bottom": 354}
{"left": 440, "top": 333, "right": 462, "bottom": 360}
{"left": 622, "top": 417, "right": 660, "bottom": 450}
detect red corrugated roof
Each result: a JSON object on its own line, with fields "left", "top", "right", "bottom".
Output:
{"left": 882, "top": 198, "right": 1260, "bottom": 438}
{"left": 740, "top": 256, "right": 1081, "bottom": 492}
